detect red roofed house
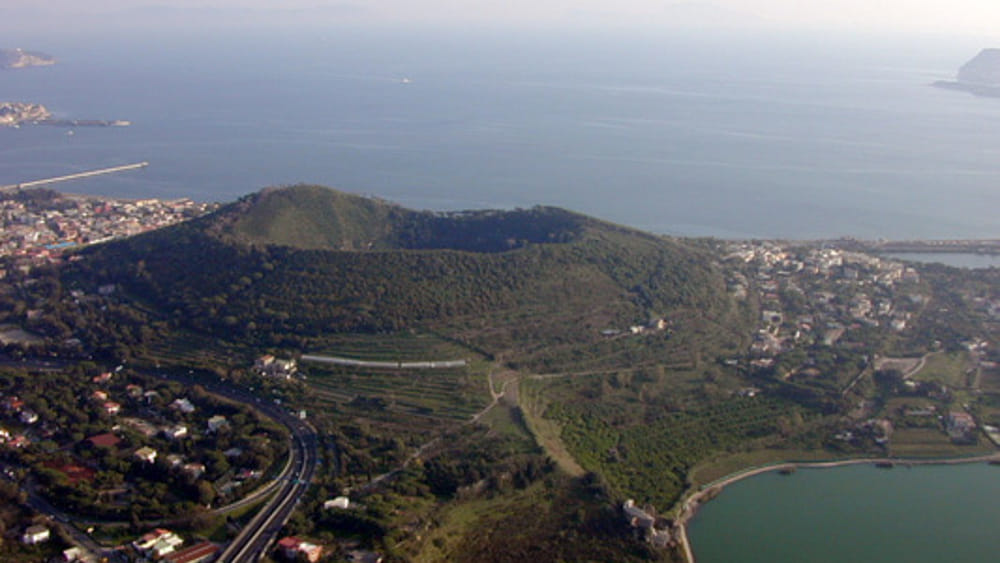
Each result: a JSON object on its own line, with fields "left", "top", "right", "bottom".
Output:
{"left": 277, "top": 537, "right": 323, "bottom": 562}
{"left": 162, "top": 541, "right": 219, "bottom": 563}
{"left": 92, "top": 372, "right": 114, "bottom": 383}
{"left": 87, "top": 433, "right": 122, "bottom": 449}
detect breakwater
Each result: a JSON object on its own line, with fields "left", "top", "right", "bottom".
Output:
{"left": 1, "top": 162, "right": 149, "bottom": 192}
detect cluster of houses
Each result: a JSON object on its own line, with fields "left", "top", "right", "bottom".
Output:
{"left": 600, "top": 318, "right": 669, "bottom": 338}
{"left": 253, "top": 355, "right": 298, "bottom": 379}
{"left": 276, "top": 536, "right": 324, "bottom": 562}
{"left": 1, "top": 368, "right": 275, "bottom": 522}
{"left": 0, "top": 395, "right": 34, "bottom": 448}
{"left": 130, "top": 529, "right": 219, "bottom": 563}
{"left": 621, "top": 500, "right": 671, "bottom": 548}
{"left": 725, "top": 242, "right": 923, "bottom": 373}
{"left": 84, "top": 377, "right": 238, "bottom": 473}
{"left": 946, "top": 411, "right": 978, "bottom": 443}
{"left": 0, "top": 193, "right": 215, "bottom": 278}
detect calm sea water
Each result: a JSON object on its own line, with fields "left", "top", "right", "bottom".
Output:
{"left": 688, "top": 463, "right": 1000, "bottom": 563}
{"left": 1, "top": 27, "right": 998, "bottom": 239}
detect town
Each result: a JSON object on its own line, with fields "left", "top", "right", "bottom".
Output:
{"left": 725, "top": 239, "right": 1000, "bottom": 454}
{"left": 0, "top": 189, "right": 217, "bottom": 280}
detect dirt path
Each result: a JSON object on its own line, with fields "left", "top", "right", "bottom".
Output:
{"left": 361, "top": 364, "right": 522, "bottom": 492}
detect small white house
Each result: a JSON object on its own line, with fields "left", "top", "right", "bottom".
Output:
{"left": 323, "top": 496, "right": 351, "bottom": 510}
{"left": 21, "top": 524, "right": 50, "bottom": 545}
{"left": 206, "top": 415, "right": 229, "bottom": 433}
{"left": 163, "top": 425, "right": 188, "bottom": 440}
{"left": 171, "top": 398, "right": 195, "bottom": 414}
{"left": 134, "top": 446, "right": 158, "bottom": 463}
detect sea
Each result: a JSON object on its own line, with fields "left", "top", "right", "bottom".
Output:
{"left": 2, "top": 26, "right": 999, "bottom": 240}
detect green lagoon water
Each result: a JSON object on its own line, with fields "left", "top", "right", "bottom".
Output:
{"left": 688, "top": 463, "right": 1000, "bottom": 562}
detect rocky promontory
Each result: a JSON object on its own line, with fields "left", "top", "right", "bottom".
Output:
{"left": 0, "top": 48, "right": 55, "bottom": 69}
{"left": 934, "top": 48, "right": 1000, "bottom": 97}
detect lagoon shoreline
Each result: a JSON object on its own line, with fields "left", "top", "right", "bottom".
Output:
{"left": 674, "top": 452, "right": 1000, "bottom": 563}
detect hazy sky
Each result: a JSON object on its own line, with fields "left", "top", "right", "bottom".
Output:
{"left": 7, "top": 0, "right": 1000, "bottom": 36}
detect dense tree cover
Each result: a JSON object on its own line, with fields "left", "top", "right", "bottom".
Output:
{"left": 552, "top": 395, "right": 812, "bottom": 508}
{"left": 50, "top": 185, "right": 732, "bottom": 372}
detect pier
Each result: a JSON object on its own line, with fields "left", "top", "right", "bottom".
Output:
{"left": 0, "top": 162, "right": 149, "bottom": 192}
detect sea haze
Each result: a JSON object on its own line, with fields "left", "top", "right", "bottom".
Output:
{"left": 1, "top": 27, "right": 997, "bottom": 239}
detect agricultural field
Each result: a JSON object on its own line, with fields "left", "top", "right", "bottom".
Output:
{"left": 140, "top": 329, "right": 256, "bottom": 370}
{"left": 977, "top": 365, "right": 1000, "bottom": 394}
{"left": 909, "top": 351, "right": 971, "bottom": 388}
{"left": 889, "top": 427, "right": 991, "bottom": 458}
{"left": 307, "top": 331, "right": 473, "bottom": 363}
{"left": 305, "top": 365, "right": 487, "bottom": 422}
{"left": 298, "top": 331, "right": 491, "bottom": 424}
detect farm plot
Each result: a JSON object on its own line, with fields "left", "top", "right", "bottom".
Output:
{"left": 307, "top": 366, "right": 487, "bottom": 422}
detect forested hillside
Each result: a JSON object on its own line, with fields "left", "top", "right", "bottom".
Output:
{"left": 63, "top": 185, "right": 739, "bottom": 369}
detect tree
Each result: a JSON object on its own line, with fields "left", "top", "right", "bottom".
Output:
{"left": 196, "top": 480, "right": 216, "bottom": 506}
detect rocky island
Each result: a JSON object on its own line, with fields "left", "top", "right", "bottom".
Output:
{"left": 0, "top": 48, "right": 55, "bottom": 69}
{"left": 934, "top": 48, "right": 1000, "bottom": 97}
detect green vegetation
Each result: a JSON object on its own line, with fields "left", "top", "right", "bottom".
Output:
{"left": 550, "top": 390, "right": 811, "bottom": 509}
{"left": 44, "top": 185, "right": 735, "bottom": 375}
{"left": 0, "top": 366, "right": 287, "bottom": 521}
{"left": 2, "top": 186, "right": 1000, "bottom": 561}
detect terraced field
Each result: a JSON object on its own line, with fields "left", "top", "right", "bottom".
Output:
{"left": 308, "top": 367, "right": 486, "bottom": 421}
{"left": 302, "top": 332, "right": 491, "bottom": 424}
{"left": 308, "top": 332, "right": 472, "bottom": 362}
{"left": 141, "top": 331, "right": 255, "bottom": 368}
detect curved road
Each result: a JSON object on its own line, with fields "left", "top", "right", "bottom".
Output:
{"left": 157, "top": 372, "right": 319, "bottom": 563}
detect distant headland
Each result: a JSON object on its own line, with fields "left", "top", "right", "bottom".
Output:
{"left": 0, "top": 102, "right": 130, "bottom": 128}
{"left": 933, "top": 48, "right": 1000, "bottom": 97}
{"left": 0, "top": 48, "right": 55, "bottom": 69}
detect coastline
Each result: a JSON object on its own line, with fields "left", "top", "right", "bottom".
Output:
{"left": 673, "top": 452, "right": 1000, "bottom": 563}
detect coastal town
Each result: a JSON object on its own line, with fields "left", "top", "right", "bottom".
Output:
{"left": 725, "top": 239, "right": 999, "bottom": 451}
{"left": 0, "top": 190, "right": 216, "bottom": 279}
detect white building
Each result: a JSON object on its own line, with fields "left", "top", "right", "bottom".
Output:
{"left": 21, "top": 525, "right": 50, "bottom": 544}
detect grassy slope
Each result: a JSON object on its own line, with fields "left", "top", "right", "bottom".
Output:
{"left": 215, "top": 185, "right": 400, "bottom": 250}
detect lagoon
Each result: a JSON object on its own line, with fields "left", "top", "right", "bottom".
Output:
{"left": 687, "top": 463, "right": 1000, "bottom": 562}
{"left": 885, "top": 252, "right": 1000, "bottom": 269}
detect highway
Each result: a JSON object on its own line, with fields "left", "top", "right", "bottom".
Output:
{"left": 216, "top": 424, "right": 317, "bottom": 562}
{"left": 158, "top": 372, "right": 319, "bottom": 563}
